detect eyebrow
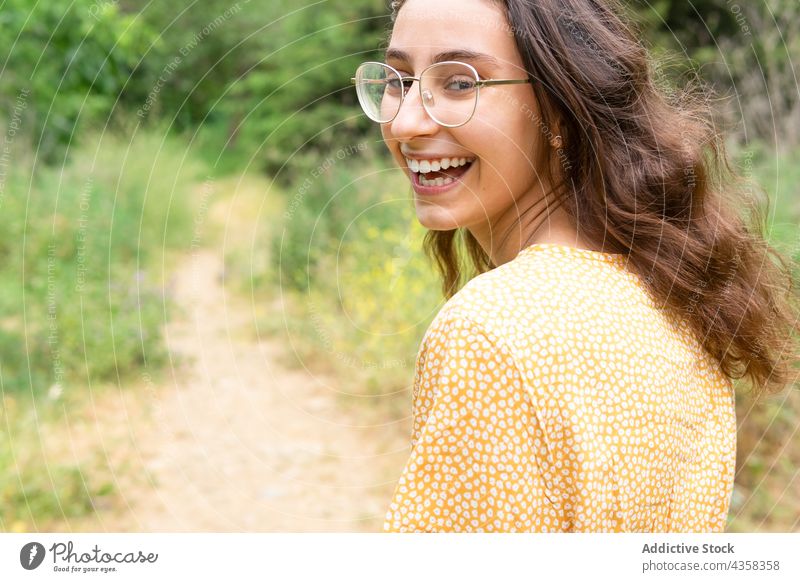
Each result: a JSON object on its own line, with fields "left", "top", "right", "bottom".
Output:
{"left": 384, "top": 48, "right": 500, "bottom": 68}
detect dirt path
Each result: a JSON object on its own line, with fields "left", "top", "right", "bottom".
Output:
{"left": 65, "top": 177, "right": 410, "bottom": 532}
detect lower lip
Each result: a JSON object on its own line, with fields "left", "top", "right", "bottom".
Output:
{"left": 410, "top": 163, "right": 473, "bottom": 196}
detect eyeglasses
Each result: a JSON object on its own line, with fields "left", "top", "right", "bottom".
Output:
{"left": 350, "top": 61, "right": 532, "bottom": 128}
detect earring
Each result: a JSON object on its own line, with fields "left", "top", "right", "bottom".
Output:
{"left": 550, "top": 135, "right": 563, "bottom": 149}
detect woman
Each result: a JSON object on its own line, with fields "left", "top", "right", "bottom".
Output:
{"left": 351, "top": 0, "right": 799, "bottom": 532}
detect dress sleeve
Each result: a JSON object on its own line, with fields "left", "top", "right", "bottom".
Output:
{"left": 383, "top": 311, "right": 557, "bottom": 532}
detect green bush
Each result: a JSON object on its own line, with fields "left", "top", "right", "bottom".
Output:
{"left": 0, "top": 0, "right": 157, "bottom": 163}
{"left": 272, "top": 148, "right": 442, "bottom": 395}
{"left": 215, "top": 0, "right": 389, "bottom": 182}
{"left": 0, "top": 121, "right": 204, "bottom": 531}
{"left": 0, "top": 124, "right": 201, "bottom": 395}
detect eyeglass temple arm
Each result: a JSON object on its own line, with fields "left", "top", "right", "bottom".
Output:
{"left": 477, "top": 79, "right": 533, "bottom": 87}
{"left": 350, "top": 77, "right": 530, "bottom": 87}
{"left": 351, "top": 76, "right": 422, "bottom": 83}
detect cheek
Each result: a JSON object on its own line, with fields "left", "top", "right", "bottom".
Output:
{"left": 486, "top": 117, "right": 541, "bottom": 190}
{"left": 381, "top": 128, "right": 406, "bottom": 166}
{"left": 380, "top": 125, "right": 391, "bottom": 149}
{"left": 380, "top": 125, "right": 396, "bottom": 151}
{"left": 474, "top": 121, "right": 538, "bottom": 196}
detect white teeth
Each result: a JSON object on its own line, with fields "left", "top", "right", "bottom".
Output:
{"left": 404, "top": 155, "right": 475, "bottom": 188}
{"left": 419, "top": 174, "right": 455, "bottom": 187}
{"left": 404, "top": 156, "right": 474, "bottom": 174}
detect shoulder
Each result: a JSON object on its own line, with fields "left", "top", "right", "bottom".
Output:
{"left": 422, "top": 244, "right": 698, "bottom": 373}
{"left": 440, "top": 245, "right": 641, "bottom": 338}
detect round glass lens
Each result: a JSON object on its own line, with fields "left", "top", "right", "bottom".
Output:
{"left": 355, "top": 63, "right": 402, "bottom": 123}
{"left": 419, "top": 62, "right": 479, "bottom": 127}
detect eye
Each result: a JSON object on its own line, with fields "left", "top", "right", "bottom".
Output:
{"left": 444, "top": 75, "right": 477, "bottom": 93}
{"left": 386, "top": 75, "right": 414, "bottom": 94}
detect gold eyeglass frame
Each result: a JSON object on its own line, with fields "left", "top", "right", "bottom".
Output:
{"left": 350, "top": 60, "right": 533, "bottom": 128}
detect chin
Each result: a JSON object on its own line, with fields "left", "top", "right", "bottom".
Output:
{"left": 414, "top": 204, "right": 461, "bottom": 231}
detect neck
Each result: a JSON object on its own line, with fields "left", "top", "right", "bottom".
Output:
{"left": 467, "top": 196, "right": 593, "bottom": 266}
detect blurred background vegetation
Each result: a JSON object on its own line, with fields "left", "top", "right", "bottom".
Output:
{"left": 0, "top": 0, "right": 798, "bottom": 532}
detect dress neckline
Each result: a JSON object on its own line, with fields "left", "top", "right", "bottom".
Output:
{"left": 514, "top": 242, "right": 628, "bottom": 265}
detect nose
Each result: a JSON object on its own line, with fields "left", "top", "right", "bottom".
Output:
{"left": 385, "top": 81, "right": 440, "bottom": 141}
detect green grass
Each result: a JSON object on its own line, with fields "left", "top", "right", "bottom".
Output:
{"left": 0, "top": 391, "right": 116, "bottom": 532}
{"left": 0, "top": 122, "right": 206, "bottom": 530}
{"left": 266, "top": 151, "right": 443, "bottom": 403}
{"left": 0, "top": 124, "right": 201, "bottom": 395}
{"left": 727, "top": 144, "right": 800, "bottom": 532}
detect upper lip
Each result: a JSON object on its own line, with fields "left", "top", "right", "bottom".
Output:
{"left": 401, "top": 152, "right": 475, "bottom": 160}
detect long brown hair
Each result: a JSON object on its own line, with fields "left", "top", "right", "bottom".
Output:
{"left": 389, "top": 0, "right": 800, "bottom": 397}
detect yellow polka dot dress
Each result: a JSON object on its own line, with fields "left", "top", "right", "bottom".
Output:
{"left": 383, "top": 243, "right": 736, "bottom": 532}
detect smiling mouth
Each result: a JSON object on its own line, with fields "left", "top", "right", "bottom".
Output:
{"left": 404, "top": 156, "right": 475, "bottom": 187}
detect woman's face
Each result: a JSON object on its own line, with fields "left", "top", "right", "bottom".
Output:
{"left": 381, "top": 0, "right": 551, "bottom": 244}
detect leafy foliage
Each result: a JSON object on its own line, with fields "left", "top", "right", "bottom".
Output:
{"left": 0, "top": 126, "right": 199, "bottom": 394}
{"left": 628, "top": 0, "right": 800, "bottom": 148}
{"left": 0, "top": 0, "right": 157, "bottom": 162}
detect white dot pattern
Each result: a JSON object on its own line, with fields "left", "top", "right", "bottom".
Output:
{"left": 384, "top": 243, "right": 736, "bottom": 532}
